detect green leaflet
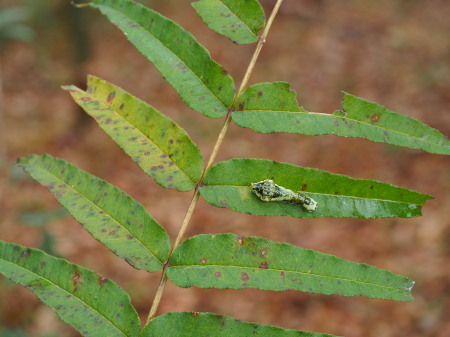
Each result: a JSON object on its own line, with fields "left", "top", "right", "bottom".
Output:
{"left": 0, "top": 241, "right": 140, "bottom": 337}
{"left": 199, "top": 159, "right": 432, "bottom": 219}
{"left": 192, "top": 0, "right": 265, "bottom": 44}
{"left": 232, "top": 82, "right": 450, "bottom": 155}
{"left": 17, "top": 154, "right": 170, "bottom": 272}
{"left": 64, "top": 76, "right": 203, "bottom": 192}
{"left": 91, "top": 0, "right": 235, "bottom": 118}
{"left": 167, "top": 234, "right": 414, "bottom": 301}
{"left": 142, "top": 312, "right": 337, "bottom": 337}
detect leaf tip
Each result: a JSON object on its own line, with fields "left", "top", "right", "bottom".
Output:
{"left": 61, "top": 84, "right": 78, "bottom": 92}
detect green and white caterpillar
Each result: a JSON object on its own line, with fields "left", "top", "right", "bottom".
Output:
{"left": 250, "top": 179, "right": 318, "bottom": 212}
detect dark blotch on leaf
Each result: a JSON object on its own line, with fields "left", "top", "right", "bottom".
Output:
{"left": 241, "top": 272, "right": 249, "bottom": 282}
{"left": 106, "top": 91, "right": 116, "bottom": 103}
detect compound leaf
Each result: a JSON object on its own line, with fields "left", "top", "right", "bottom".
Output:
{"left": 141, "top": 311, "right": 337, "bottom": 337}
{"left": 64, "top": 76, "right": 203, "bottom": 192}
{"left": 232, "top": 82, "right": 450, "bottom": 155}
{"left": 199, "top": 158, "right": 432, "bottom": 219}
{"left": 17, "top": 154, "right": 170, "bottom": 272}
{"left": 192, "top": 0, "right": 265, "bottom": 44}
{"left": 0, "top": 241, "right": 140, "bottom": 337}
{"left": 167, "top": 234, "right": 414, "bottom": 301}
{"left": 91, "top": 0, "right": 235, "bottom": 118}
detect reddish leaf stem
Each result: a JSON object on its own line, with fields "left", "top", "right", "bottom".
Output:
{"left": 145, "top": 0, "right": 285, "bottom": 324}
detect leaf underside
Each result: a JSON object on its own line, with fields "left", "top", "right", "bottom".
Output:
{"left": 232, "top": 82, "right": 450, "bottom": 155}
{"left": 142, "top": 312, "right": 338, "bottom": 337}
{"left": 167, "top": 234, "right": 415, "bottom": 301}
{"left": 17, "top": 154, "right": 170, "bottom": 272}
{"left": 192, "top": 0, "right": 266, "bottom": 44}
{"left": 0, "top": 241, "right": 141, "bottom": 337}
{"left": 200, "top": 158, "right": 432, "bottom": 219}
{"left": 64, "top": 75, "right": 203, "bottom": 192}
{"left": 91, "top": 0, "right": 235, "bottom": 118}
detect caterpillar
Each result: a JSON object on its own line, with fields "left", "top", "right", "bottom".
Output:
{"left": 250, "top": 179, "right": 318, "bottom": 212}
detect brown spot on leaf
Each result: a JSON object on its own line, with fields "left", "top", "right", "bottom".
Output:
{"left": 220, "top": 199, "right": 228, "bottom": 207}
{"left": 241, "top": 272, "right": 249, "bottom": 282}
{"left": 257, "top": 91, "right": 263, "bottom": 97}
{"left": 237, "top": 236, "right": 245, "bottom": 245}
{"left": 98, "top": 276, "right": 108, "bottom": 288}
{"left": 200, "top": 258, "right": 207, "bottom": 264}
{"left": 214, "top": 271, "right": 221, "bottom": 278}
{"left": 20, "top": 249, "right": 31, "bottom": 259}
{"left": 259, "top": 262, "right": 269, "bottom": 269}
{"left": 72, "top": 273, "right": 82, "bottom": 291}
{"left": 280, "top": 272, "right": 285, "bottom": 277}
{"left": 301, "top": 184, "right": 307, "bottom": 191}
{"left": 371, "top": 113, "right": 380, "bottom": 123}
{"left": 260, "top": 249, "right": 267, "bottom": 257}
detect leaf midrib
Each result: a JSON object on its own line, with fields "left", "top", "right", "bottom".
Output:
{"left": 0, "top": 258, "right": 131, "bottom": 337}
{"left": 168, "top": 264, "right": 411, "bottom": 293}
{"left": 202, "top": 184, "right": 425, "bottom": 205}
{"left": 235, "top": 109, "right": 449, "bottom": 149}
{"left": 82, "top": 88, "right": 195, "bottom": 184}
{"left": 98, "top": 3, "right": 229, "bottom": 112}
{"left": 34, "top": 164, "right": 163, "bottom": 265}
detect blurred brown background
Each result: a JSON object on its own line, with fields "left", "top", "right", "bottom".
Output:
{"left": 1, "top": 0, "right": 449, "bottom": 336}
